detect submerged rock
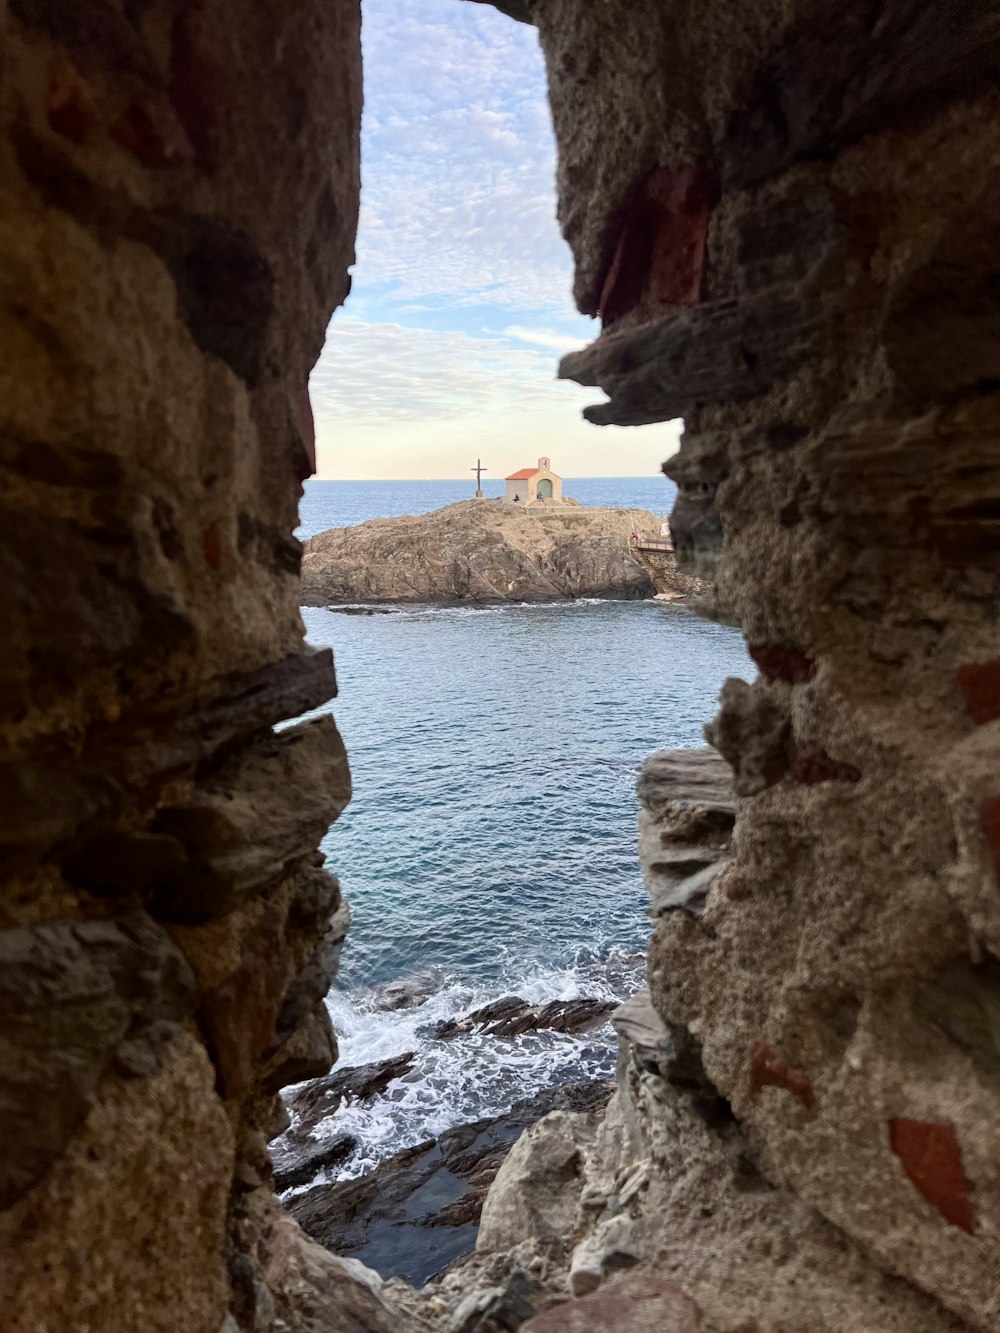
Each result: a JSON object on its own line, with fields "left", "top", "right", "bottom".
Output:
{"left": 300, "top": 499, "right": 671, "bottom": 604}
{"left": 271, "top": 1133, "right": 358, "bottom": 1192}
{"left": 435, "top": 997, "right": 615, "bottom": 1041}
{"left": 374, "top": 971, "right": 446, "bottom": 1011}
{"left": 283, "top": 1051, "right": 418, "bottom": 1134}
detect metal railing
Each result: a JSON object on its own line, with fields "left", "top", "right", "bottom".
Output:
{"left": 630, "top": 537, "right": 674, "bottom": 551}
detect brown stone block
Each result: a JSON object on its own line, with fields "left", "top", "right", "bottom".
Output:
{"left": 888, "top": 1118, "right": 974, "bottom": 1234}
{"left": 598, "top": 162, "right": 716, "bottom": 326}
{"left": 749, "top": 643, "right": 817, "bottom": 684}
{"left": 957, "top": 660, "right": 1000, "bottom": 725}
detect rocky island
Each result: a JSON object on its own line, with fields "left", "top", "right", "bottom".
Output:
{"left": 301, "top": 499, "right": 703, "bottom": 605}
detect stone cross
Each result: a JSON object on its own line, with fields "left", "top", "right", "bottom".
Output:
{"left": 471, "top": 458, "right": 488, "bottom": 497}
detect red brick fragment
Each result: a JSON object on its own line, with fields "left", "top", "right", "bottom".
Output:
{"left": 723, "top": 876, "right": 751, "bottom": 902}
{"left": 170, "top": 8, "right": 226, "bottom": 167}
{"left": 200, "top": 907, "right": 294, "bottom": 1098}
{"left": 646, "top": 163, "right": 716, "bottom": 306}
{"left": 981, "top": 796, "right": 1000, "bottom": 883}
{"left": 889, "top": 1119, "right": 974, "bottom": 1234}
{"left": 599, "top": 161, "right": 717, "bottom": 325}
{"left": 292, "top": 388, "right": 317, "bottom": 479}
{"left": 791, "top": 751, "right": 861, "bottom": 784}
{"left": 957, "top": 660, "right": 1000, "bottom": 725}
{"left": 749, "top": 1041, "right": 814, "bottom": 1111}
{"left": 202, "top": 523, "right": 222, "bottom": 570}
{"left": 113, "top": 93, "right": 192, "bottom": 168}
{"left": 749, "top": 643, "right": 817, "bottom": 684}
{"left": 599, "top": 215, "right": 654, "bottom": 327}
{"left": 48, "top": 60, "right": 93, "bottom": 143}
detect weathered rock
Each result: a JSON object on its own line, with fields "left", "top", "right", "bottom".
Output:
{"left": 374, "top": 971, "right": 445, "bottom": 1010}
{"left": 447, "top": 1272, "right": 542, "bottom": 1332}
{"left": 259, "top": 1209, "right": 413, "bottom": 1333}
{"left": 301, "top": 500, "right": 668, "bottom": 604}
{"left": 637, "top": 749, "right": 735, "bottom": 923}
{"left": 476, "top": 1110, "right": 595, "bottom": 1257}
{"left": 151, "top": 718, "right": 351, "bottom": 923}
{"left": 610, "top": 991, "right": 672, "bottom": 1077}
{"left": 522, "top": 1275, "right": 702, "bottom": 1333}
{"left": 259, "top": 1000, "right": 339, "bottom": 1095}
{"left": 567, "top": 1212, "right": 644, "bottom": 1297}
{"left": 0, "top": 1032, "right": 234, "bottom": 1333}
{"left": 436, "top": 997, "right": 615, "bottom": 1041}
{"left": 272, "top": 1134, "right": 358, "bottom": 1193}
{"left": 0, "top": 913, "right": 196, "bottom": 1208}
{"left": 284, "top": 1051, "right": 419, "bottom": 1133}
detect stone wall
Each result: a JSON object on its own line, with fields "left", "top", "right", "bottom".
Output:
{"left": 0, "top": 3, "right": 379, "bottom": 1330}
{"left": 540, "top": 0, "right": 1000, "bottom": 1327}
{"left": 4, "top": 0, "right": 1000, "bottom": 1330}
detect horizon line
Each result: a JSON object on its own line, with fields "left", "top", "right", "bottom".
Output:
{"left": 308, "top": 473, "right": 672, "bottom": 483}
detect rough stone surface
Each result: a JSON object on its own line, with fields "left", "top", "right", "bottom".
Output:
{"left": 0, "top": 0, "right": 366, "bottom": 1327}
{"left": 302, "top": 500, "right": 668, "bottom": 604}
{"left": 6, "top": 0, "right": 1000, "bottom": 1329}
{"left": 522, "top": 1275, "right": 702, "bottom": 1333}
{"left": 0, "top": 1033, "right": 234, "bottom": 1333}
{"left": 508, "top": 6, "right": 1000, "bottom": 1325}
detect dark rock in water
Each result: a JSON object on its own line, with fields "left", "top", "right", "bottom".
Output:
{"left": 271, "top": 1133, "right": 357, "bottom": 1192}
{"left": 287, "top": 1080, "right": 614, "bottom": 1287}
{"left": 284, "top": 1050, "right": 417, "bottom": 1133}
{"left": 328, "top": 605, "right": 396, "bottom": 615}
{"left": 374, "top": 970, "right": 444, "bottom": 1010}
{"left": 436, "top": 996, "right": 615, "bottom": 1041}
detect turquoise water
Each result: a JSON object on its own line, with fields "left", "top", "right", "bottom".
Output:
{"left": 288, "top": 480, "right": 750, "bottom": 1179}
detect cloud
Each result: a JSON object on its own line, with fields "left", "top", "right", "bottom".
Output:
{"left": 311, "top": 320, "right": 569, "bottom": 425}
{"left": 356, "top": 0, "right": 572, "bottom": 314}
{"left": 314, "top": 1, "right": 684, "bottom": 481}
{"left": 503, "top": 325, "right": 588, "bottom": 354}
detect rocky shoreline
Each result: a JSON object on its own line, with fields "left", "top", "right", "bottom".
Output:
{"left": 300, "top": 499, "right": 699, "bottom": 605}
{"left": 270, "top": 994, "right": 618, "bottom": 1285}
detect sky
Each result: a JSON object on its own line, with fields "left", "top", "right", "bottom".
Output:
{"left": 310, "top": 0, "right": 682, "bottom": 480}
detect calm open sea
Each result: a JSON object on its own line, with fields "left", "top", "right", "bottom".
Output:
{"left": 288, "top": 479, "right": 750, "bottom": 1181}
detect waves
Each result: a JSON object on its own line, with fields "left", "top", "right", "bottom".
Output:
{"left": 287, "top": 596, "right": 751, "bottom": 1189}
{"left": 282, "top": 950, "right": 644, "bottom": 1187}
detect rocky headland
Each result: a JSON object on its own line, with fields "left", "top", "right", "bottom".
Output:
{"left": 300, "top": 499, "right": 699, "bottom": 605}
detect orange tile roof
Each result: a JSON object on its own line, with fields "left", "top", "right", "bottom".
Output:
{"left": 505, "top": 467, "right": 538, "bottom": 480}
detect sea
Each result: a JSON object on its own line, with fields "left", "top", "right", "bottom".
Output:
{"left": 289, "top": 478, "right": 751, "bottom": 1184}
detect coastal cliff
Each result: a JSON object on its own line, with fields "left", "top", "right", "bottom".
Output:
{"left": 300, "top": 499, "right": 687, "bottom": 605}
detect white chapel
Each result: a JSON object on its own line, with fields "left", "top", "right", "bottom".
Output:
{"left": 504, "top": 457, "right": 564, "bottom": 507}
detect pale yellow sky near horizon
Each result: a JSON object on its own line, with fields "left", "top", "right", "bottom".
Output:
{"left": 312, "top": 400, "right": 683, "bottom": 481}
{"left": 309, "top": 1, "right": 686, "bottom": 483}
